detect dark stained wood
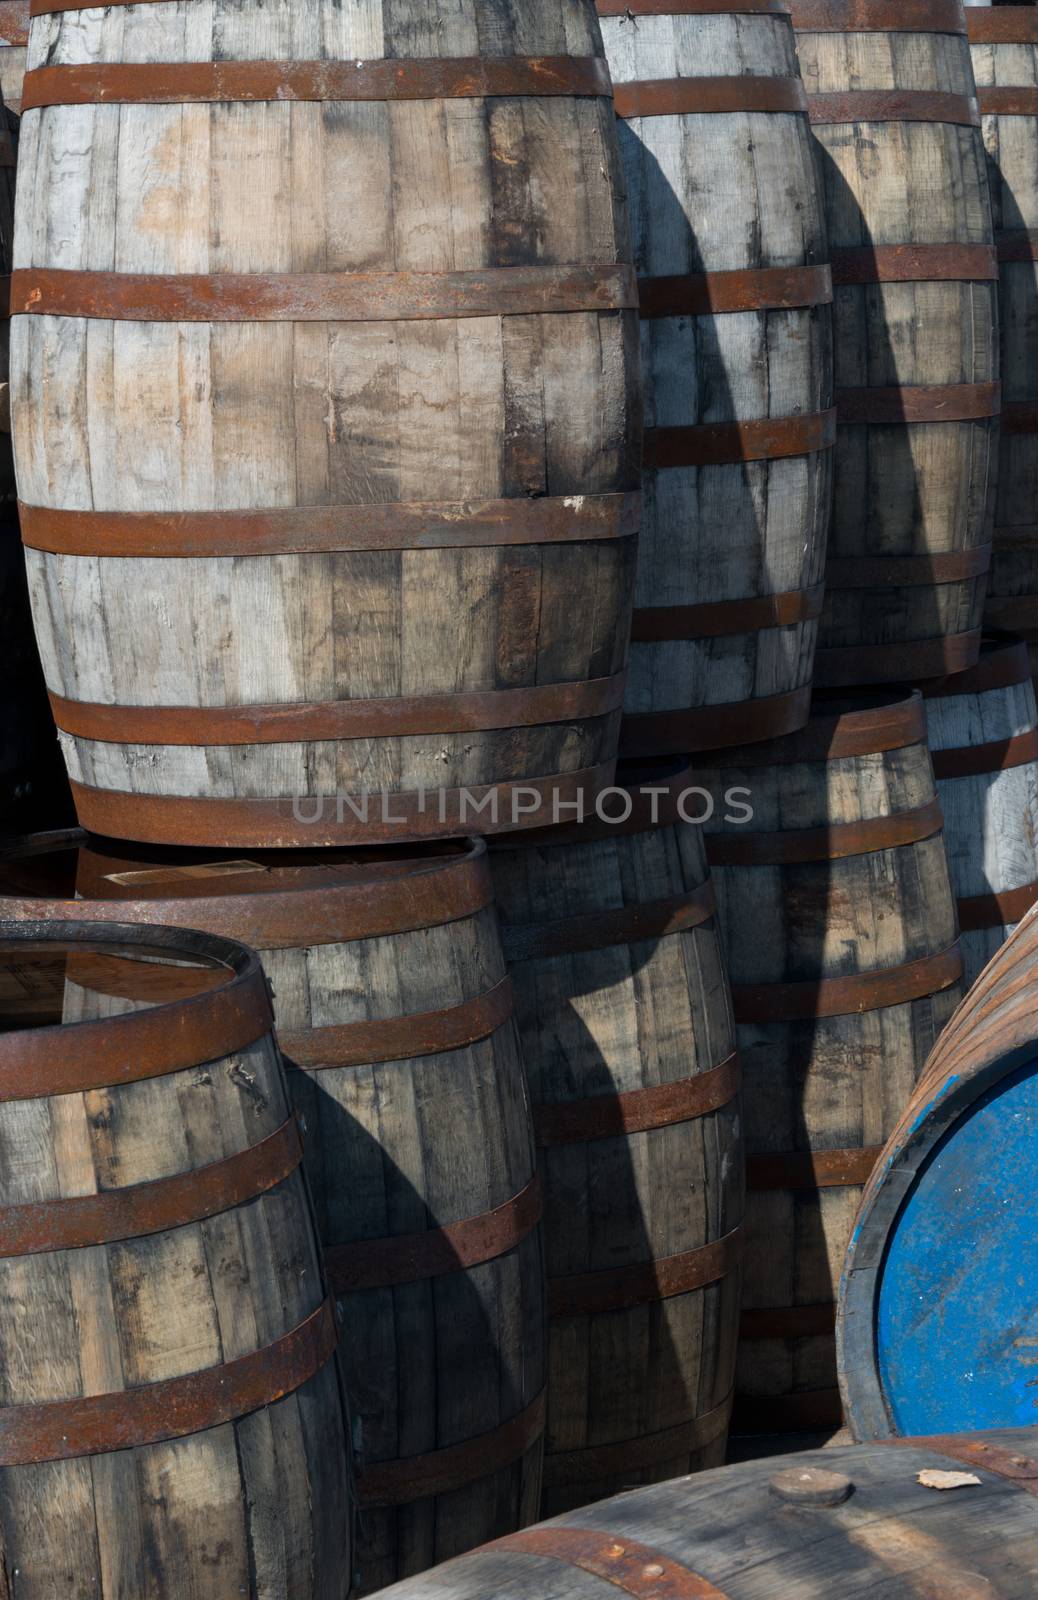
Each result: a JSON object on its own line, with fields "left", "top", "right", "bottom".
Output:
{"left": 970, "top": 10, "right": 1038, "bottom": 679}
{"left": 0, "top": 920, "right": 352, "bottom": 1598}
{"left": 794, "top": 0, "right": 999, "bottom": 683}
{"left": 368, "top": 1427, "right": 1038, "bottom": 1598}
{"left": 601, "top": 4, "right": 832, "bottom": 751}
{"left": 13, "top": 0, "right": 640, "bottom": 846}
{"left": 490, "top": 765, "right": 742, "bottom": 1514}
{"left": 696, "top": 690, "right": 963, "bottom": 1435}
{"left": 0, "top": 833, "right": 546, "bottom": 1595}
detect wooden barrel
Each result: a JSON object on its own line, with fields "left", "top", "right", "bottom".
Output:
{"left": 597, "top": 0, "right": 833, "bottom": 754}
{"left": 489, "top": 765, "right": 742, "bottom": 1514}
{"left": 371, "top": 1427, "right": 1038, "bottom": 1599}
{"left": 792, "top": 0, "right": 999, "bottom": 686}
{"left": 0, "top": 919, "right": 351, "bottom": 1596}
{"left": 696, "top": 690, "right": 964, "bottom": 1434}
{"left": 0, "top": 833, "right": 546, "bottom": 1594}
{"left": 840, "top": 901, "right": 1038, "bottom": 1440}
{"left": 13, "top": 0, "right": 640, "bottom": 849}
{"left": 922, "top": 633, "right": 1038, "bottom": 986}
{"left": 969, "top": 7, "right": 1038, "bottom": 678}
{"left": 0, "top": 1, "right": 26, "bottom": 116}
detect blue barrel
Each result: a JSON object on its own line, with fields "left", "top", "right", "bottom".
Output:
{"left": 838, "top": 902, "right": 1038, "bottom": 1438}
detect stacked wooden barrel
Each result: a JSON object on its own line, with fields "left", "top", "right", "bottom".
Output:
{"left": 373, "top": 1427, "right": 1038, "bottom": 1600}
{"left": 922, "top": 634, "right": 1038, "bottom": 985}
{"left": 969, "top": 6, "right": 1038, "bottom": 680}
{"left": 697, "top": 690, "right": 963, "bottom": 1433}
{"left": 14, "top": 0, "right": 640, "bottom": 846}
{"left": 0, "top": 919, "right": 351, "bottom": 1596}
{"left": 599, "top": 0, "right": 833, "bottom": 753}
{"left": 793, "top": 0, "right": 999, "bottom": 685}
{"left": 840, "top": 900, "right": 1038, "bottom": 1441}
{"left": 0, "top": 834, "right": 547, "bottom": 1594}
{"left": 490, "top": 765, "right": 742, "bottom": 1513}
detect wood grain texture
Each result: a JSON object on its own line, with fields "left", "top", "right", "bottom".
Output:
{"left": 490, "top": 785, "right": 742, "bottom": 1514}
{"left": 12, "top": 0, "right": 640, "bottom": 841}
{"left": 697, "top": 691, "right": 962, "bottom": 1434}
{"left": 972, "top": 19, "right": 1038, "bottom": 674}
{"left": 366, "top": 1428, "right": 1038, "bottom": 1600}
{"left": 0, "top": 835, "right": 546, "bottom": 1596}
{"left": 796, "top": 10, "right": 999, "bottom": 679}
{"left": 0, "top": 925, "right": 351, "bottom": 1600}
{"left": 923, "top": 637, "right": 1038, "bottom": 986}
{"left": 602, "top": 8, "right": 832, "bottom": 749}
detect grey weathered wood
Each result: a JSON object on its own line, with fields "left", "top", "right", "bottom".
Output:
{"left": 972, "top": 14, "right": 1038, "bottom": 673}
{"left": 602, "top": 8, "right": 832, "bottom": 748}
{"left": 922, "top": 636, "right": 1038, "bottom": 986}
{"left": 0, "top": 922, "right": 352, "bottom": 1598}
{"left": 13, "top": 0, "right": 639, "bottom": 837}
{"left": 490, "top": 784, "right": 742, "bottom": 1514}
{"left": 370, "top": 1428, "right": 1038, "bottom": 1599}
{"left": 697, "top": 691, "right": 963, "bottom": 1435}
{"left": 795, "top": 4, "right": 999, "bottom": 680}
{"left": 0, "top": 835, "right": 546, "bottom": 1595}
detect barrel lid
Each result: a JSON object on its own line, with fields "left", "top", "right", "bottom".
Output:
{"left": 838, "top": 900, "right": 1038, "bottom": 1441}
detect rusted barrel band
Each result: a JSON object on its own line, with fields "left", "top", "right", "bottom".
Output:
{"left": 747, "top": 1147, "right": 883, "bottom": 1190}
{"left": 740, "top": 1303, "right": 836, "bottom": 1340}
{"left": 483, "top": 1527, "right": 732, "bottom": 1598}
{"left": 19, "top": 491, "right": 641, "bottom": 558}
{"left": 631, "top": 585, "right": 824, "bottom": 642}
{"left": 67, "top": 766, "right": 619, "bottom": 849}
{"left": 835, "top": 381, "right": 1000, "bottom": 425}
{"left": 985, "top": 596, "right": 1038, "bottom": 633}
{"left": 977, "top": 87, "right": 1038, "bottom": 118}
{"left": 996, "top": 230, "right": 1038, "bottom": 265}
{"left": 706, "top": 795, "right": 944, "bottom": 868}
{"left": 619, "top": 685, "right": 813, "bottom": 756}
{"left": 931, "top": 728, "right": 1038, "bottom": 779}
{"left": 957, "top": 881, "right": 1038, "bottom": 934}
{"left": 813, "top": 629, "right": 984, "bottom": 687}
{"left": 967, "top": 10, "right": 1038, "bottom": 45}
{"left": 0, "top": 936, "right": 272, "bottom": 1101}
{"left": 11, "top": 264, "right": 637, "bottom": 324}
{"left": 613, "top": 76, "right": 807, "bottom": 119}
{"left": 279, "top": 976, "right": 514, "bottom": 1070}
{"left": 4, "top": 843, "right": 493, "bottom": 950}
{"left": 791, "top": 0, "right": 966, "bottom": 32}
{"left": 732, "top": 944, "right": 963, "bottom": 1024}
{"left": 540, "top": 1395, "right": 732, "bottom": 1489}
{"left": 0, "top": 1296, "right": 337, "bottom": 1466}
{"left": 501, "top": 879, "right": 717, "bottom": 964}
{"left": 600, "top": 0, "right": 788, "bottom": 13}
{"left": 825, "top": 545, "right": 992, "bottom": 589}
{"left": 638, "top": 264, "right": 832, "bottom": 318}
{"left": 644, "top": 408, "right": 836, "bottom": 468}
{"left": 48, "top": 673, "right": 626, "bottom": 747}
{"left": 20, "top": 57, "right": 613, "bottom": 112}
{"left": 0, "top": 1117, "right": 302, "bottom": 1258}
{"left": 533, "top": 1053, "right": 741, "bottom": 1146}
{"left": 808, "top": 90, "right": 980, "bottom": 126}
{"left": 696, "top": 691, "right": 925, "bottom": 768}
{"left": 830, "top": 243, "right": 998, "bottom": 285}
{"left": 922, "top": 638, "right": 1032, "bottom": 698}
{"left": 1002, "top": 402, "right": 1038, "bottom": 436}
{"left": 549, "top": 1226, "right": 741, "bottom": 1317}
{"left": 0, "top": 1, "right": 26, "bottom": 45}
{"left": 356, "top": 1389, "right": 546, "bottom": 1508}
{"left": 324, "top": 1174, "right": 541, "bottom": 1293}
{"left": 886, "top": 1435, "right": 1038, "bottom": 1495}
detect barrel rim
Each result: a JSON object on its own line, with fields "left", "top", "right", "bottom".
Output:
{"left": 693, "top": 686, "right": 925, "bottom": 768}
